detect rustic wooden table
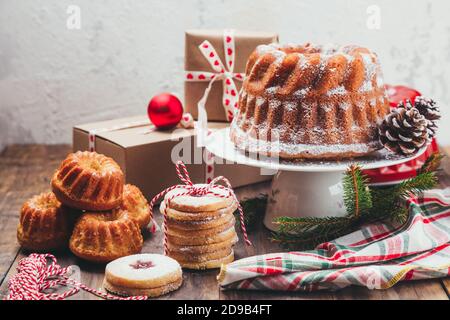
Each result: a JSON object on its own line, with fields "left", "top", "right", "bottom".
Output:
{"left": 0, "top": 145, "right": 449, "bottom": 300}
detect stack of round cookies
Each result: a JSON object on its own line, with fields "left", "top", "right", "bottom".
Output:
{"left": 160, "top": 184, "right": 239, "bottom": 269}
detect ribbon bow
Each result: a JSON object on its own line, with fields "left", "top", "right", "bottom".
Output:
{"left": 149, "top": 161, "right": 252, "bottom": 255}
{"left": 185, "top": 29, "right": 245, "bottom": 146}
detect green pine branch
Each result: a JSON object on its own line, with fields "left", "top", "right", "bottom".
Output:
{"left": 343, "top": 164, "right": 372, "bottom": 218}
{"left": 236, "top": 152, "right": 443, "bottom": 249}
{"left": 393, "top": 171, "right": 437, "bottom": 199}
{"left": 417, "top": 153, "right": 444, "bottom": 175}
{"left": 272, "top": 215, "right": 358, "bottom": 249}
{"left": 275, "top": 216, "right": 354, "bottom": 234}
{"left": 367, "top": 158, "right": 439, "bottom": 224}
{"left": 270, "top": 152, "right": 442, "bottom": 249}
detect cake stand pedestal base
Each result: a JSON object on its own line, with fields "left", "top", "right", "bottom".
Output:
{"left": 263, "top": 170, "right": 347, "bottom": 231}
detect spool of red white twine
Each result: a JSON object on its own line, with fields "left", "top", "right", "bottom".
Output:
{"left": 149, "top": 161, "right": 252, "bottom": 255}
{"left": 6, "top": 253, "right": 147, "bottom": 300}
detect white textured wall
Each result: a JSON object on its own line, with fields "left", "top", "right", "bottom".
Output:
{"left": 1, "top": 0, "right": 449, "bottom": 151}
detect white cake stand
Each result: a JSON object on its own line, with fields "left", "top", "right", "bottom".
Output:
{"left": 205, "top": 128, "right": 428, "bottom": 231}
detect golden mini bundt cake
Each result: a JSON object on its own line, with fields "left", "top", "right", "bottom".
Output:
{"left": 230, "top": 43, "right": 391, "bottom": 159}
{"left": 17, "top": 192, "right": 78, "bottom": 251}
{"left": 69, "top": 210, "right": 143, "bottom": 263}
{"left": 51, "top": 151, "right": 124, "bottom": 211}
{"left": 116, "top": 184, "right": 151, "bottom": 230}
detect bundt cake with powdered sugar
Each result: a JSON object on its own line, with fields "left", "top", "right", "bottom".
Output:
{"left": 230, "top": 43, "right": 390, "bottom": 159}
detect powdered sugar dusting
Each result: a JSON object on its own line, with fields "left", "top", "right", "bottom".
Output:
{"left": 339, "top": 102, "right": 351, "bottom": 110}
{"left": 231, "top": 121, "right": 380, "bottom": 157}
{"left": 265, "top": 86, "right": 279, "bottom": 95}
{"left": 284, "top": 101, "right": 297, "bottom": 111}
{"left": 269, "top": 99, "right": 281, "bottom": 109}
{"left": 256, "top": 96, "right": 265, "bottom": 107}
{"left": 293, "top": 88, "right": 310, "bottom": 98}
{"left": 321, "top": 104, "right": 333, "bottom": 112}
{"left": 106, "top": 254, "right": 181, "bottom": 281}
{"left": 297, "top": 54, "right": 309, "bottom": 69}
{"left": 359, "top": 53, "right": 376, "bottom": 92}
{"left": 256, "top": 43, "right": 281, "bottom": 55}
{"left": 327, "top": 85, "right": 346, "bottom": 96}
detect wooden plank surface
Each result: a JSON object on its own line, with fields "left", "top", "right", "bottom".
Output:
{"left": 0, "top": 144, "right": 449, "bottom": 300}
{"left": 0, "top": 146, "right": 71, "bottom": 285}
{"left": 438, "top": 146, "right": 450, "bottom": 297}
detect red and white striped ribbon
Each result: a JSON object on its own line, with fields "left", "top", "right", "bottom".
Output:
{"left": 149, "top": 161, "right": 252, "bottom": 255}
{"left": 6, "top": 254, "right": 147, "bottom": 300}
{"left": 204, "top": 129, "right": 215, "bottom": 183}
{"left": 185, "top": 29, "right": 245, "bottom": 147}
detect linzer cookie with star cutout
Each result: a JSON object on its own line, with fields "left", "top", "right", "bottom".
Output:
{"left": 103, "top": 254, "right": 183, "bottom": 298}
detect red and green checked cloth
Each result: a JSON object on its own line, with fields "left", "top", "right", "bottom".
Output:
{"left": 218, "top": 189, "right": 450, "bottom": 291}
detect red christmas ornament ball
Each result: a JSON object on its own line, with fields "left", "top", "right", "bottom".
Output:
{"left": 147, "top": 93, "right": 183, "bottom": 129}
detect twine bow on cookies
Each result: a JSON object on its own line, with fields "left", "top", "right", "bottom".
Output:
{"left": 149, "top": 161, "right": 252, "bottom": 255}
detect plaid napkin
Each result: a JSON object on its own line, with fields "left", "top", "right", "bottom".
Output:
{"left": 218, "top": 188, "right": 450, "bottom": 291}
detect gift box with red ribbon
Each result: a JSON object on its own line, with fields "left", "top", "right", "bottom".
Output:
{"left": 363, "top": 84, "right": 439, "bottom": 185}
{"left": 184, "top": 29, "right": 278, "bottom": 123}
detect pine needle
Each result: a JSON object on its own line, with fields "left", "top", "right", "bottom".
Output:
{"left": 418, "top": 152, "right": 444, "bottom": 174}
{"left": 342, "top": 165, "right": 372, "bottom": 218}
{"left": 392, "top": 171, "right": 437, "bottom": 199}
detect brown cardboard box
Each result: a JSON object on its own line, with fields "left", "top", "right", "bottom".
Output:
{"left": 185, "top": 29, "right": 278, "bottom": 121}
{"left": 73, "top": 115, "right": 271, "bottom": 201}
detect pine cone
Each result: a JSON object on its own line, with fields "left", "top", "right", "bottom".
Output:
{"left": 378, "top": 107, "right": 428, "bottom": 155}
{"left": 414, "top": 96, "right": 440, "bottom": 138}
{"left": 397, "top": 99, "right": 414, "bottom": 110}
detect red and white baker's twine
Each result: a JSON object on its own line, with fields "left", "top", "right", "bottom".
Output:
{"left": 6, "top": 253, "right": 147, "bottom": 300}
{"left": 186, "top": 29, "right": 244, "bottom": 147}
{"left": 149, "top": 161, "right": 252, "bottom": 255}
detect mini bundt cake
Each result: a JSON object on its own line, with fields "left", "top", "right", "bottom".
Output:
{"left": 115, "top": 184, "right": 151, "bottom": 230}
{"left": 17, "top": 192, "right": 78, "bottom": 251}
{"left": 51, "top": 151, "right": 124, "bottom": 211}
{"left": 230, "top": 43, "right": 391, "bottom": 159}
{"left": 69, "top": 210, "right": 143, "bottom": 263}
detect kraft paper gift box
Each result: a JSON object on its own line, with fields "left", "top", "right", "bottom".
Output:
{"left": 73, "top": 115, "right": 272, "bottom": 201}
{"left": 184, "top": 29, "right": 278, "bottom": 122}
